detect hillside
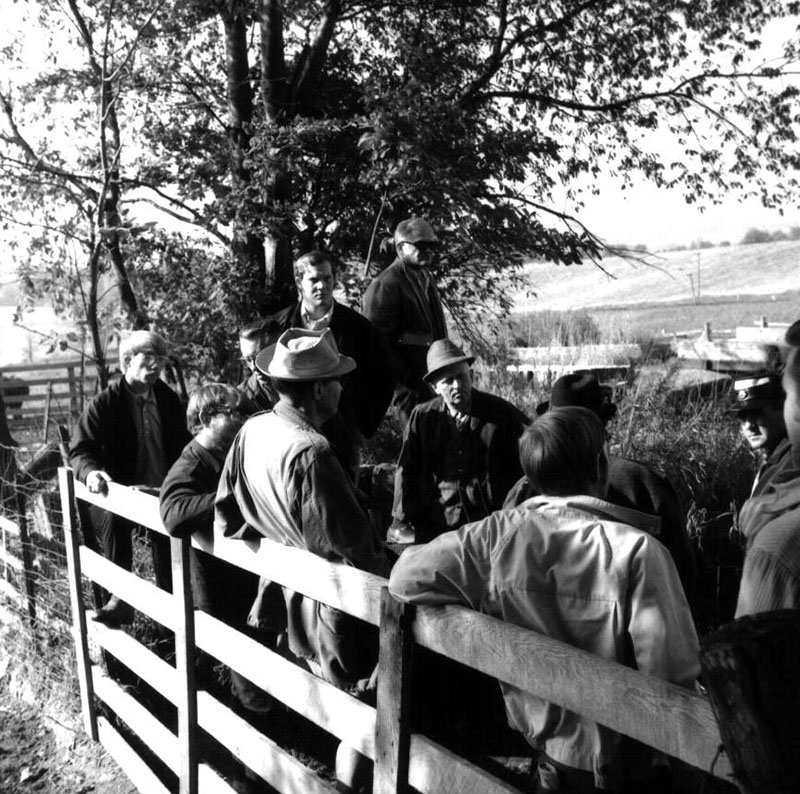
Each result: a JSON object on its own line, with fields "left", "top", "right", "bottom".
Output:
{"left": 515, "top": 239, "right": 799, "bottom": 312}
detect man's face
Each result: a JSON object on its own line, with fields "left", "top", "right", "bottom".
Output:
{"left": 239, "top": 337, "right": 261, "bottom": 374}
{"left": 397, "top": 239, "right": 437, "bottom": 268}
{"left": 315, "top": 377, "right": 343, "bottom": 423}
{"left": 783, "top": 348, "right": 800, "bottom": 451}
{"left": 432, "top": 362, "right": 472, "bottom": 413}
{"left": 125, "top": 349, "right": 164, "bottom": 390}
{"left": 297, "top": 262, "right": 334, "bottom": 315}
{"left": 738, "top": 404, "right": 786, "bottom": 454}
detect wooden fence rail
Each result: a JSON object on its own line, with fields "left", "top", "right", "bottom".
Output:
{"left": 57, "top": 467, "right": 734, "bottom": 794}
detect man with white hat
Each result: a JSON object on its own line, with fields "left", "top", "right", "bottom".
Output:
{"left": 731, "top": 372, "right": 789, "bottom": 497}
{"left": 363, "top": 217, "right": 448, "bottom": 425}
{"left": 387, "top": 338, "right": 529, "bottom": 545}
{"left": 215, "top": 327, "right": 390, "bottom": 792}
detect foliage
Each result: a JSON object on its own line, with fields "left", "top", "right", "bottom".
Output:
{"left": 741, "top": 225, "right": 800, "bottom": 244}
{"left": 2, "top": 0, "right": 800, "bottom": 374}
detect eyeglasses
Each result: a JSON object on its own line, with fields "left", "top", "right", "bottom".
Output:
{"left": 401, "top": 240, "right": 438, "bottom": 252}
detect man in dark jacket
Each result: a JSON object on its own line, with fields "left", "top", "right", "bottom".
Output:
{"left": 363, "top": 218, "right": 447, "bottom": 425}
{"left": 69, "top": 330, "right": 190, "bottom": 626}
{"left": 504, "top": 372, "right": 697, "bottom": 599}
{"left": 269, "top": 251, "right": 394, "bottom": 475}
{"left": 389, "top": 339, "right": 529, "bottom": 544}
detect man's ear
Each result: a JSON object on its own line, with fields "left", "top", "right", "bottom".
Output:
{"left": 312, "top": 380, "right": 324, "bottom": 399}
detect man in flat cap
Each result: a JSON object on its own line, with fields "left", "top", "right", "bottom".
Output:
{"left": 736, "top": 322, "right": 800, "bottom": 616}
{"left": 504, "top": 372, "right": 697, "bottom": 600}
{"left": 215, "top": 328, "right": 391, "bottom": 792}
{"left": 732, "top": 372, "right": 789, "bottom": 497}
{"left": 388, "top": 338, "right": 529, "bottom": 545}
{"left": 363, "top": 218, "right": 447, "bottom": 425}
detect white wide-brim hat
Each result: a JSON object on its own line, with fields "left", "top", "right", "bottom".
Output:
{"left": 256, "top": 328, "right": 356, "bottom": 381}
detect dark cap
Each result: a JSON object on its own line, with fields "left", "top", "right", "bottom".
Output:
{"left": 732, "top": 374, "right": 784, "bottom": 414}
{"left": 537, "top": 372, "right": 617, "bottom": 423}
{"left": 394, "top": 218, "right": 437, "bottom": 245}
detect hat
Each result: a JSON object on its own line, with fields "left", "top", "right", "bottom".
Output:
{"left": 537, "top": 372, "right": 617, "bottom": 423}
{"left": 732, "top": 374, "right": 784, "bottom": 414}
{"left": 256, "top": 328, "right": 356, "bottom": 381}
{"left": 423, "top": 339, "right": 475, "bottom": 383}
{"left": 394, "top": 218, "right": 438, "bottom": 245}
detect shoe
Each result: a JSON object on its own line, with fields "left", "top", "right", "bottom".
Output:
{"left": 92, "top": 597, "right": 134, "bottom": 627}
{"left": 386, "top": 524, "right": 416, "bottom": 545}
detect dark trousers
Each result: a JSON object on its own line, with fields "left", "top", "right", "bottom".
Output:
{"left": 82, "top": 503, "right": 172, "bottom": 593}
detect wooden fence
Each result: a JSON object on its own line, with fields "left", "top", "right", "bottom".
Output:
{"left": 57, "top": 467, "right": 735, "bottom": 794}
{"left": 0, "top": 358, "right": 103, "bottom": 433}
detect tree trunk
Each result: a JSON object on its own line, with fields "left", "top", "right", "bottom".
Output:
{"left": 699, "top": 610, "right": 800, "bottom": 794}
{"left": 222, "top": 3, "right": 267, "bottom": 311}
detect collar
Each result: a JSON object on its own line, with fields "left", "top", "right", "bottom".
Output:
{"left": 274, "top": 399, "right": 319, "bottom": 432}
{"left": 522, "top": 494, "right": 662, "bottom": 537}
{"left": 300, "top": 301, "right": 335, "bottom": 331}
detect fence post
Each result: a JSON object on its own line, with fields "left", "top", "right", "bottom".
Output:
{"left": 171, "top": 534, "right": 198, "bottom": 794}
{"left": 374, "top": 588, "right": 414, "bottom": 794}
{"left": 67, "top": 366, "right": 76, "bottom": 418}
{"left": 14, "top": 488, "right": 36, "bottom": 624}
{"left": 58, "top": 467, "right": 98, "bottom": 740}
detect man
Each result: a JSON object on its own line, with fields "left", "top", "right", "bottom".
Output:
{"left": 736, "top": 320, "right": 800, "bottom": 616}
{"left": 69, "top": 330, "right": 190, "bottom": 626}
{"left": 268, "top": 251, "right": 394, "bottom": 468}
{"left": 388, "top": 338, "right": 529, "bottom": 544}
{"left": 215, "top": 328, "right": 391, "bottom": 792}
{"left": 732, "top": 372, "right": 789, "bottom": 496}
{"left": 237, "top": 319, "right": 275, "bottom": 412}
{"left": 389, "top": 407, "right": 700, "bottom": 792}
{"left": 504, "top": 372, "right": 696, "bottom": 598}
{"left": 363, "top": 218, "right": 447, "bottom": 425}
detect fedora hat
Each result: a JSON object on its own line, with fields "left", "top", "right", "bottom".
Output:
{"left": 731, "top": 374, "right": 784, "bottom": 414}
{"left": 537, "top": 372, "right": 617, "bottom": 423}
{"left": 394, "top": 218, "right": 437, "bottom": 245}
{"left": 256, "top": 328, "right": 356, "bottom": 381}
{"left": 423, "top": 339, "right": 475, "bottom": 383}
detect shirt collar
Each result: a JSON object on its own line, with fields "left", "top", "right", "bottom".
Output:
{"left": 301, "top": 301, "right": 334, "bottom": 331}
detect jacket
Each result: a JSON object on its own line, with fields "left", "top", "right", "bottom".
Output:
{"left": 269, "top": 300, "right": 394, "bottom": 438}
{"left": 69, "top": 377, "right": 189, "bottom": 486}
{"left": 393, "top": 390, "right": 529, "bottom": 541}
{"left": 215, "top": 403, "right": 391, "bottom": 688}
{"left": 389, "top": 495, "right": 699, "bottom": 786}
{"left": 736, "top": 446, "right": 800, "bottom": 616}
{"left": 362, "top": 258, "right": 447, "bottom": 399}
{"left": 504, "top": 455, "right": 697, "bottom": 598}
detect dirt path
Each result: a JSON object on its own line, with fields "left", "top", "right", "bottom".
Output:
{"left": 0, "top": 679, "right": 135, "bottom": 794}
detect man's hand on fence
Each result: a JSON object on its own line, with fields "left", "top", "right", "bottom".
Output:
{"left": 86, "top": 470, "right": 112, "bottom": 494}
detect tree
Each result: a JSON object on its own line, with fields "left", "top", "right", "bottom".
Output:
{"left": 2, "top": 0, "right": 799, "bottom": 372}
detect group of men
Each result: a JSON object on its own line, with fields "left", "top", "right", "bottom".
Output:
{"left": 66, "top": 213, "right": 800, "bottom": 794}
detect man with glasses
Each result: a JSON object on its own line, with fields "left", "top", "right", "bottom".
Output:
{"left": 237, "top": 319, "right": 276, "bottom": 412}
{"left": 69, "top": 330, "right": 191, "bottom": 626}
{"left": 363, "top": 217, "right": 448, "bottom": 425}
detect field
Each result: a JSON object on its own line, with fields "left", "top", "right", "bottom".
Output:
{"left": 513, "top": 238, "right": 799, "bottom": 339}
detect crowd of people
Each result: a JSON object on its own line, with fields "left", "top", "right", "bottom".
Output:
{"left": 66, "top": 216, "right": 800, "bottom": 794}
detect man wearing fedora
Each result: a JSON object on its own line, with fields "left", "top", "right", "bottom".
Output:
{"left": 388, "top": 338, "right": 529, "bottom": 545}
{"left": 215, "top": 328, "right": 390, "bottom": 792}
{"left": 363, "top": 218, "right": 448, "bottom": 425}
{"left": 504, "top": 372, "right": 697, "bottom": 600}
{"left": 731, "top": 372, "right": 789, "bottom": 497}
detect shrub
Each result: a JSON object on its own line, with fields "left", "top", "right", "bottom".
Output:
{"left": 510, "top": 309, "right": 601, "bottom": 348}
